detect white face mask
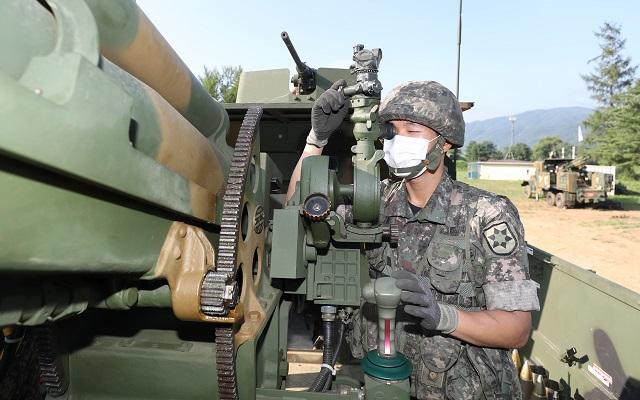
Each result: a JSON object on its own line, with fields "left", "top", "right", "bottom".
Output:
{"left": 383, "top": 135, "right": 439, "bottom": 179}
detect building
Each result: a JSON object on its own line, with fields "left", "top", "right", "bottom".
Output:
{"left": 467, "top": 160, "right": 535, "bottom": 181}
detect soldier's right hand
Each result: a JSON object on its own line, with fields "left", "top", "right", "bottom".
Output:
{"left": 307, "top": 79, "right": 348, "bottom": 147}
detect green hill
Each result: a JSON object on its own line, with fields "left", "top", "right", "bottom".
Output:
{"left": 465, "top": 107, "right": 593, "bottom": 148}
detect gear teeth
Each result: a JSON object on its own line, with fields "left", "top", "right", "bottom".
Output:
{"left": 35, "top": 324, "right": 68, "bottom": 397}
{"left": 198, "top": 107, "right": 262, "bottom": 400}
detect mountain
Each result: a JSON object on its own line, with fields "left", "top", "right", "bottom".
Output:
{"left": 465, "top": 107, "right": 593, "bottom": 148}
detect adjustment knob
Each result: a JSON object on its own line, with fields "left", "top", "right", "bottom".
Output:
{"left": 303, "top": 193, "right": 331, "bottom": 221}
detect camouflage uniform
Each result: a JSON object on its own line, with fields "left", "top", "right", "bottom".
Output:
{"left": 344, "top": 172, "right": 540, "bottom": 399}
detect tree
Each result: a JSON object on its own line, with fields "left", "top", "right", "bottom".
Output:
{"left": 465, "top": 141, "right": 502, "bottom": 161}
{"left": 581, "top": 22, "right": 636, "bottom": 108}
{"left": 583, "top": 81, "right": 640, "bottom": 178}
{"left": 508, "top": 143, "right": 532, "bottom": 161}
{"left": 200, "top": 65, "right": 243, "bottom": 103}
{"left": 532, "top": 136, "right": 569, "bottom": 160}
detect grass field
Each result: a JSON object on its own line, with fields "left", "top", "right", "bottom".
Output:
{"left": 455, "top": 165, "right": 640, "bottom": 210}
{"left": 455, "top": 166, "right": 525, "bottom": 200}
{"left": 616, "top": 178, "right": 640, "bottom": 210}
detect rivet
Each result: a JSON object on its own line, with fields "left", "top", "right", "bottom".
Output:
{"left": 178, "top": 226, "right": 187, "bottom": 237}
{"left": 248, "top": 311, "right": 260, "bottom": 322}
{"left": 34, "top": 88, "right": 43, "bottom": 96}
{"left": 173, "top": 247, "right": 182, "bottom": 260}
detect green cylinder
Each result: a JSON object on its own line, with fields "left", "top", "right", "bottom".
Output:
{"left": 0, "top": 0, "right": 56, "bottom": 79}
{"left": 84, "top": 0, "right": 232, "bottom": 166}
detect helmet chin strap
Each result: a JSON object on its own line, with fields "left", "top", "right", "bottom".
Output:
{"left": 389, "top": 136, "right": 446, "bottom": 179}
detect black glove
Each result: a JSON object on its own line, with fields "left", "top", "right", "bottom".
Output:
{"left": 307, "top": 79, "right": 348, "bottom": 147}
{"left": 393, "top": 270, "right": 459, "bottom": 334}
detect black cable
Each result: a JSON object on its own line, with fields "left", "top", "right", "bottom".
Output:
{"left": 322, "top": 321, "right": 345, "bottom": 392}
{"left": 307, "top": 319, "right": 335, "bottom": 392}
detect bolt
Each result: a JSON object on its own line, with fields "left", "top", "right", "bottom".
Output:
{"left": 34, "top": 88, "right": 43, "bottom": 96}
{"left": 248, "top": 311, "right": 260, "bottom": 322}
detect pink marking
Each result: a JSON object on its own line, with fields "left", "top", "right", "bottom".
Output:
{"left": 384, "top": 319, "right": 391, "bottom": 355}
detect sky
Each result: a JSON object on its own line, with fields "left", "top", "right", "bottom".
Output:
{"left": 137, "top": 0, "right": 640, "bottom": 122}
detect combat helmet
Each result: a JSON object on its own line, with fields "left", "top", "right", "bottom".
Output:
{"left": 379, "top": 80, "right": 465, "bottom": 148}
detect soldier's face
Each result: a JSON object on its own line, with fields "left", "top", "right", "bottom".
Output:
{"left": 389, "top": 120, "right": 452, "bottom": 151}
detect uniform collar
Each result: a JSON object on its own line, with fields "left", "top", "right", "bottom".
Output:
{"left": 382, "top": 172, "right": 455, "bottom": 226}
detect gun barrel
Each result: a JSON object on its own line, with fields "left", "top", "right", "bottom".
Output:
{"left": 281, "top": 31, "right": 306, "bottom": 71}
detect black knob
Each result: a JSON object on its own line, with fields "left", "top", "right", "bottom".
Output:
{"left": 303, "top": 193, "right": 331, "bottom": 221}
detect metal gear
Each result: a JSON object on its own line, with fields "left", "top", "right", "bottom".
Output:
{"left": 34, "top": 324, "right": 68, "bottom": 397}
{"left": 200, "top": 107, "right": 263, "bottom": 317}
{"left": 198, "top": 106, "right": 263, "bottom": 400}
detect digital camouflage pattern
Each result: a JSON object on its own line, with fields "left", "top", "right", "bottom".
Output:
{"left": 378, "top": 81, "right": 465, "bottom": 148}
{"left": 343, "top": 172, "right": 540, "bottom": 399}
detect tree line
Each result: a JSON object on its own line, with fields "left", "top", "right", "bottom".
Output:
{"left": 463, "top": 137, "right": 572, "bottom": 162}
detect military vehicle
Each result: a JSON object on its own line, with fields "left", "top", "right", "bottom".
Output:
{"left": 1, "top": 1, "right": 638, "bottom": 399}
{"left": 522, "top": 158, "right": 613, "bottom": 208}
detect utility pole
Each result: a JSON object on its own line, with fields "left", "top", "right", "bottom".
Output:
{"left": 452, "top": 0, "right": 463, "bottom": 179}
{"left": 455, "top": 0, "right": 463, "bottom": 99}
{"left": 505, "top": 116, "right": 516, "bottom": 159}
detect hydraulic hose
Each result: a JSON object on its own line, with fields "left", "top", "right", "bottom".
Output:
{"left": 308, "top": 320, "right": 346, "bottom": 392}
{"left": 308, "top": 319, "right": 334, "bottom": 392}
{"left": 322, "top": 322, "right": 345, "bottom": 392}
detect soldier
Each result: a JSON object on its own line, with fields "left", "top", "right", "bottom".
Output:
{"left": 287, "top": 80, "right": 540, "bottom": 399}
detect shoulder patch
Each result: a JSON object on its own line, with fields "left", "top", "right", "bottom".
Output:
{"left": 483, "top": 221, "right": 517, "bottom": 255}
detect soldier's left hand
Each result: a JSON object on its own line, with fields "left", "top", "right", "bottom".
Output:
{"left": 393, "top": 270, "right": 459, "bottom": 334}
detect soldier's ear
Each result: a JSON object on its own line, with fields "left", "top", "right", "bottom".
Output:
{"left": 443, "top": 141, "right": 453, "bottom": 152}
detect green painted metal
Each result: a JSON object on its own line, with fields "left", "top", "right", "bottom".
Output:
{"left": 363, "top": 374, "right": 410, "bottom": 400}
{"left": 361, "top": 351, "right": 412, "bottom": 381}
{"left": 237, "top": 68, "right": 355, "bottom": 105}
{"left": 136, "top": 285, "right": 173, "bottom": 308}
{"left": 69, "top": 328, "right": 219, "bottom": 399}
{"left": 0, "top": 167, "right": 170, "bottom": 275}
{"left": 522, "top": 245, "right": 640, "bottom": 399}
{"left": 235, "top": 290, "right": 283, "bottom": 399}
{"left": 270, "top": 208, "right": 306, "bottom": 279}
{"left": 0, "top": 0, "right": 56, "bottom": 80}
{"left": 0, "top": 0, "right": 221, "bottom": 221}
{"left": 307, "top": 248, "right": 367, "bottom": 306}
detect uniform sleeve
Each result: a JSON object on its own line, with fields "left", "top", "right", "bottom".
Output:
{"left": 475, "top": 195, "right": 540, "bottom": 311}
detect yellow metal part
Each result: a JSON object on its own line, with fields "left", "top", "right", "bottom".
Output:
{"left": 2, "top": 325, "right": 14, "bottom": 337}
{"left": 153, "top": 218, "right": 266, "bottom": 348}
{"left": 154, "top": 222, "right": 215, "bottom": 321}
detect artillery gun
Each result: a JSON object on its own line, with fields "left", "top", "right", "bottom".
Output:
{"left": 1, "top": 1, "right": 639, "bottom": 399}
{"left": 522, "top": 157, "right": 613, "bottom": 208}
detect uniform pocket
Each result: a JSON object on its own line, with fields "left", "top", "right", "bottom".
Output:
{"left": 415, "top": 335, "right": 463, "bottom": 391}
{"left": 419, "top": 335, "right": 463, "bottom": 373}
{"left": 427, "top": 242, "right": 464, "bottom": 293}
{"left": 465, "top": 346, "right": 506, "bottom": 400}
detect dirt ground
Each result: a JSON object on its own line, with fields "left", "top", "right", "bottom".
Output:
{"left": 511, "top": 197, "right": 640, "bottom": 294}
